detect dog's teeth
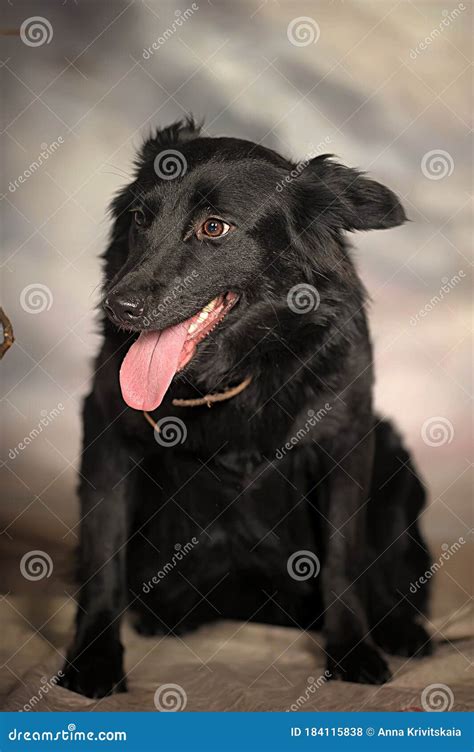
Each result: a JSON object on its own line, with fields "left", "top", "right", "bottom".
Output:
{"left": 203, "top": 298, "right": 218, "bottom": 313}
{"left": 188, "top": 322, "right": 198, "bottom": 334}
{"left": 197, "top": 310, "right": 209, "bottom": 323}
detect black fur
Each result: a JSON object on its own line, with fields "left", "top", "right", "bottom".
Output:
{"left": 60, "top": 118, "right": 431, "bottom": 698}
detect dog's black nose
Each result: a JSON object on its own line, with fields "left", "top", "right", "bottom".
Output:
{"left": 104, "top": 294, "right": 144, "bottom": 323}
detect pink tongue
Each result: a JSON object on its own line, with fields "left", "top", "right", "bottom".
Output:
{"left": 119, "top": 322, "right": 189, "bottom": 411}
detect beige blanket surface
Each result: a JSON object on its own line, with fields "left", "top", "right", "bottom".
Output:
{"left": 1, "top": 537, "right": 472, "bottom": 712}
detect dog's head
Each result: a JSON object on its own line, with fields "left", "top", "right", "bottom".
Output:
{"left": 103, "top": 118, "right": 406, "bottom": 411}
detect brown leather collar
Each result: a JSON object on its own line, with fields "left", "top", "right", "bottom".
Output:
{"left": 143, "top": 376, "right": 252, "bottom": 430}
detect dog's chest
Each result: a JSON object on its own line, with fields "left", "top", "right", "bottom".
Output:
{"left": 135, "top": 444, "right": 319, "bottom": 579}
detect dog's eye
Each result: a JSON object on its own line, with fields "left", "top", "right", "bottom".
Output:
{"left": 133, "top": 209, "right": 146, "bottom": 227}
{"left": 198, "top": 218, "right": 231, "bottom": 239}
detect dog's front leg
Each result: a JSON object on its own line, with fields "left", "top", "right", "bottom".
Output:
{"left": 323, "top": 431, "right": 391, "bottom": 685}
{"left": 60, "top": 395, "right": 131, "bottom": 698}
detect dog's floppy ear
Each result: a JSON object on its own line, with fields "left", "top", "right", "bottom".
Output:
{"left": 305, "top": 155, "right": 406, "bottom": 232}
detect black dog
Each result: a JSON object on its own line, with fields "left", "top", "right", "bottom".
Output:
{"left": 60, "top": 118, "right": 432, "bottom": 698}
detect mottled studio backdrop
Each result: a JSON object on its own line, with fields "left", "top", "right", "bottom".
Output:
{"left": 1, "top": 0, "right": 472, "bottom": 614}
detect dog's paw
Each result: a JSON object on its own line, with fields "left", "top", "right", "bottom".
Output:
{"left": 372, "top": 618, "right": 432, "bottom": 657}
{"left": 59, "top": 644, "right": 127, "bottom": 699}
{"left": 326, "top": 641, "right": 392, "bottom": 685}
